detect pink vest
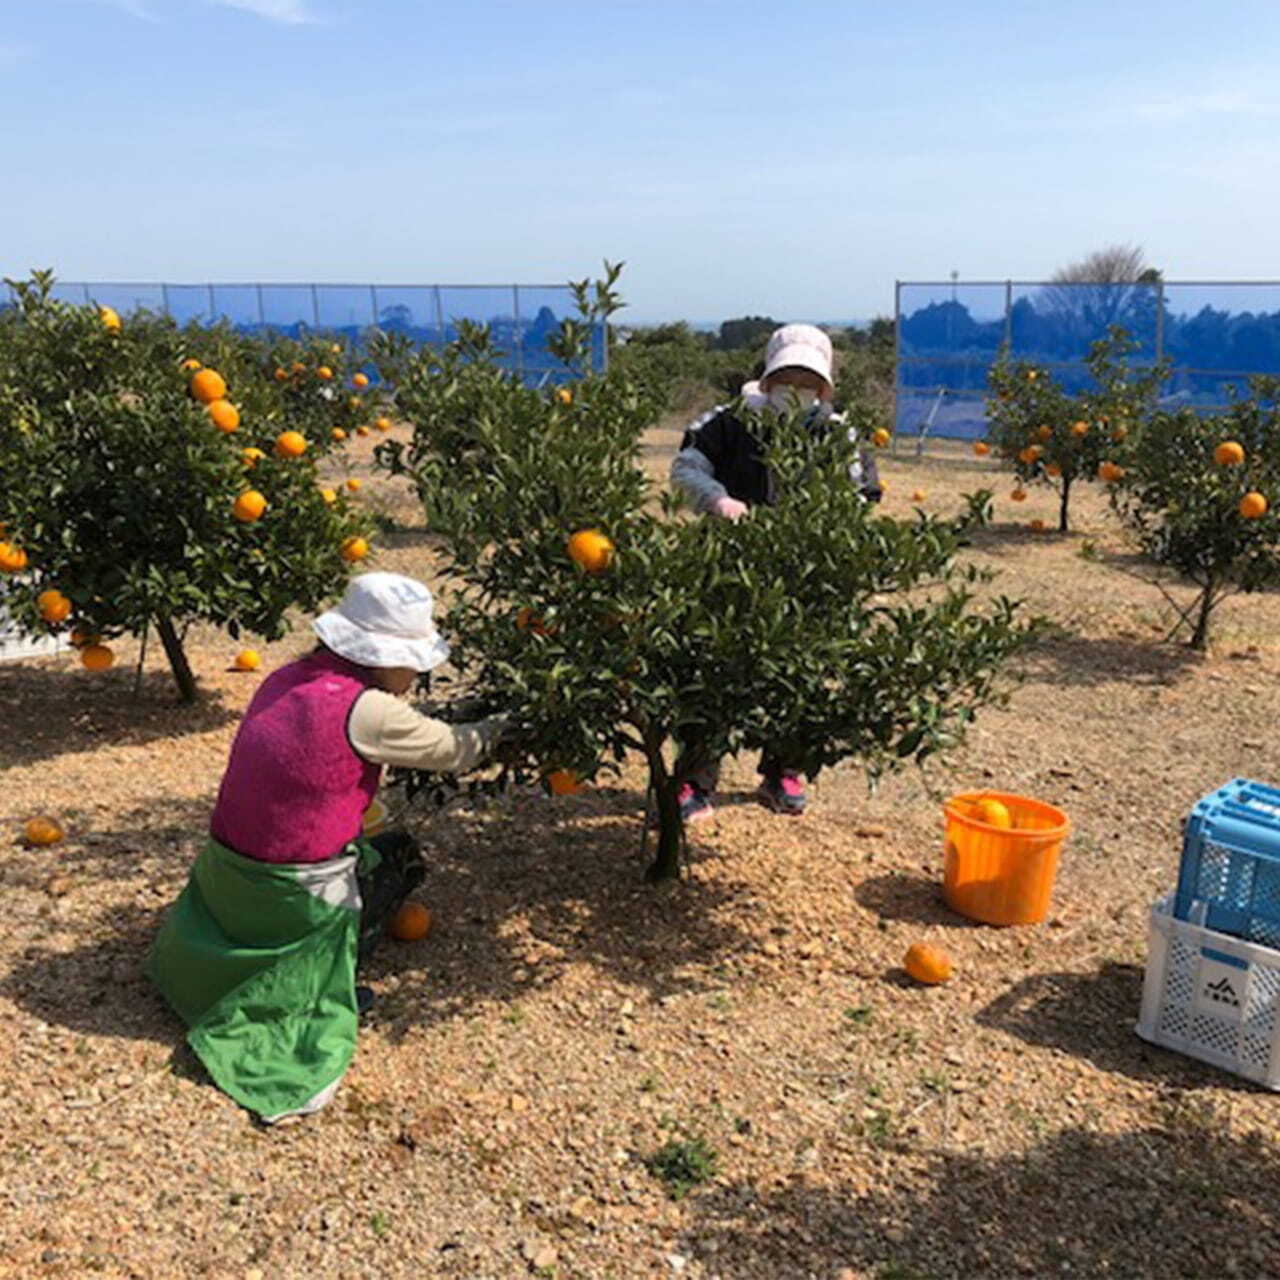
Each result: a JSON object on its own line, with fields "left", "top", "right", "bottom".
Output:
{"left": 210, "top": 649, "right": 382, "bottom": 864}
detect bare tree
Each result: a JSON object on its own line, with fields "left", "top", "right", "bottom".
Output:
{"left": 1039, "top": 244, "right": 1161, "bottom": 348}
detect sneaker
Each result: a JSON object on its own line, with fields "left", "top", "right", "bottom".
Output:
{"left": 757, "top": 772, "right": 806, "bottom": 817}
{"left": 677, "top": 782, "right": 715, "bottom": 825}
{"left": 355, "top": 985, "right": 376, "bottom": 1017}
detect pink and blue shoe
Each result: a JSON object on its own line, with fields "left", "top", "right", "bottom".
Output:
{"left": 757, "top": 772, "right": 806, "bottom": 816}
{"left": 677, "top": 782, "right": 715, "bottom": 825}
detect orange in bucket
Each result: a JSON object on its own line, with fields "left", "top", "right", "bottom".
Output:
{"left": 942, "top": 790, "right": 1070, "bottom": 926}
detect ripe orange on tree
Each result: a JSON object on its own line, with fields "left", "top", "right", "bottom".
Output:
{"left": 349, "top": 396, "right": 363, "bottom": 410}
{"left": 331, "top": 428, "right": 347, "bottom": 442}
{"left": 388, "top": 900, "right": 432, "bottom": 942}
{"left": 546, "top": 769, "right": 585, "bottom": 796}
{"left": 274, "top": 367, "right": 288, "bottom": 382}
{"left": 81, "top": 643, "right": 115, "bottom": 672}
{"left": 1036, "top": 425, "right": 1053, "bottom": 443}
{"left": 356, "top": 425, "right": 370, "bottom": 437}
{"left": 190, "top": 368, "right": 227, "bottom": 404}
{"left": 233, "top": 490, "right": 268, "bottom": 523}
{"left": 872, "top": 427, "right": 891, "bottom": 448}
{"left": 352, "top": 372, "right": 370, "bottom": 389}
{"left": 1215, "top": 441, "right": 1245, "bottom": 466}
{"left": 320, "top": 487, "right": 337, "bottom": 505}
{"left": 275, "top": 431, "right": 308, "bottom": 458}
{"left": 241, "top": 447, "right": 265, "bottom": 468}
{"left": 340, "top": 536, "right": 369, "bottom": 562}
{"left": 375, "top": 416, "right": 392, "bottom": 432}
{"left": 1098, "top": 461, "right": 1125, "bottom": 483}
{"left": 1018, "top": 445, "right": 1041, "bottom": 465}
{"left": 1240, "top": 491, "right": 1268, "bottom": 519}
{"left": 0, "top": 543, "right": 29, "bottom": 573}
{"left": 973, "top": 441, "right": 990, "bottom": 457}
{"left": 904, "top": 942, "right": 952, "bottom": 985}
{"left": 207, "top": 399, "right": 240, "bottom": 433}
{"left": 181, "top": 357, "right": 202, "bottom": 372}
{"left": 516, "top": 606, "right": 550, "bottom": 636}
{"left": 291, "top": 361, "right": 306, "bottom": 375}
{"left": 556, "top": 387, "right": 573, "bottom": 405}
{"left": 317, "top": 366, "right": 333, "bottom": 381}
{"left": 99, "top": 305, "right": 122, "bottom": 332}
{"left": 24, "top": 817, "right": 65, "bottom": 847}
{"left": 37, "top": 589, "right": 71, "bottom": 624}
{"left": 568, "top": 529, "right": 614, "bottom": 573}
{"left": 69, "top": 626, "right": 97, "bottom": 649}
{"left": 1071, "top": 421, "right": 1090, "bottom": 438}
{"left": 1045, "top": 463, "right": 1062, "bottom": 478}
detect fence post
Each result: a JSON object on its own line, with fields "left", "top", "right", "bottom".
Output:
{"left": 310, "top": 284, "right": 320, "bottom": 331}
{"left": 512, "top": 285, "right": 523, "bottom": 380}
{"left": 161, "top": 283, "right": 171, "bottom": 319}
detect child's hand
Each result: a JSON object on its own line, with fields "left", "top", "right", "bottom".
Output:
{"left": 711, "top": 496, "right": 748, "bottom": 522}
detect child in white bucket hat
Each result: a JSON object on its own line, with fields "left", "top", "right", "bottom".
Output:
{"left": 669, "top": 323, "right": 881, "bottom": 823}
{"left": 149, "top": 572, "right": 506, "bottom": 1122}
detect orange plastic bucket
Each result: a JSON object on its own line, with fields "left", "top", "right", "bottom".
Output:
{"left": 942, "top": 791, "right": 1070, "bottom": 926}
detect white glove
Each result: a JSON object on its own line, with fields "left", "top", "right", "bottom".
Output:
{"left": 710, "top": 496, "right": 749, "bottom": 522}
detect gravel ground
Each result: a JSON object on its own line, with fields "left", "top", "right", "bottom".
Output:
{"left": 3, "top": 431, "right": 1280, "bottom": 1280}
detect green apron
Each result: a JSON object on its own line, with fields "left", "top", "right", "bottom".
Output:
{"left": 148, "top": 837, "right": 379, "bottom": 1122}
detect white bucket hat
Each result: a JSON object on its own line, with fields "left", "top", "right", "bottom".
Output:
{"left": 313, "top": 572, "right": 451, "bottom": 672}
{"left": 762, "top": 323, "right": 834, "bottom": 393}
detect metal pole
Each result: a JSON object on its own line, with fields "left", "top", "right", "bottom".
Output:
{"left": 256, "top": 283, "right": 265, "bottom": 327}
{"left": 310, "top": 284, "right": 320, "bottom": 330}
{"left": 161, "top": 283, "right": 171, "bottom": 319}
{"left": 512, "top": 284, "right": 523, "bottom": 380}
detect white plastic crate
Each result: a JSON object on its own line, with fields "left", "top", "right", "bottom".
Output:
{"left": 1137, "top": 894, "right": 1280, "bottom": 1089}
{"left": 0, "top": 595, "right": 63, "bottom": 663}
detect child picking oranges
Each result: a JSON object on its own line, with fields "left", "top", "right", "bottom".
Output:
{"left": 149, "top": 573, "right": 509, "bottom": 1123}
{"left": 669, "top": 324, "right": 881, "bottom": 822}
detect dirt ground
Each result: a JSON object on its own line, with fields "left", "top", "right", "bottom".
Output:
{"left": 3, "top": 427, "right": 1280, "bottom": 1280}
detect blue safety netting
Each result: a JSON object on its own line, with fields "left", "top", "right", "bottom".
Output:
{"left": 3, "top": 281, "right": 604, "bottom": 385}
{"left": 896, "top": 280, "right": 1280, "bottom": 439}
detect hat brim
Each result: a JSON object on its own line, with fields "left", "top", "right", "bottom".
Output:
{"left": 313, "top": 610, "right": 451, "bottom": 673}
{"left": 762, "top": 341, "right": 833, "bottom": 392}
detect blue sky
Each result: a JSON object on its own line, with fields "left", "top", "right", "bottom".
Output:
{"left": 3, "top": 0, "right": 1279, "bottom": 322}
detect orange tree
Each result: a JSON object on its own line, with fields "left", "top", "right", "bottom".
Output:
{"left": 373, "top": 272, "right": 1029, "bottom": 882}
{"left": 0, "top": 271, "right": 373, "bottom": 700}
{"left": 1107, "top": 378, "right": 1280, "bottom": 651}
{"left": 985, "top": 329, "right": 1166, "bottom": 532}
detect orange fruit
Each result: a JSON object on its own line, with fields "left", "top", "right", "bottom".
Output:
{"left": 1098, "top": 461, "right": 1125, "bottom": 483}
{"left": 233, "top": 490, "right": 268, "bottom": 523}
{"left": 69, "top": 626, "right": 97, "bottom": 649}
{"left": 100, "top": 305, "right": 122, "bottom": 332}
{"left": 207, "top": 399, "right": 240, "bottom": 433}
{"left": 388, "top": 901, "right": 432, "bottom": 942}
{"left": 1027, "top": 370, "right": 1038, "bottom": 382}
{"left": 37, "top": 590, "right": 71, "bottom": 624}
{"left": 1045, "top": 463, "right": 1062, "bottom": 478}
{"left": 356, "top": 425, "right": 370, "bottom": 437}
{"left": 375, "top": 416, "right": 392, "bottom": 432}
{"left": 904, "top": 942, "right": 952, "bottom": 986}
{"left": 275, "top": 430, "right": 308, "bottom": 458}
{"left": 1018, "top": 445, "right": 1041, "bottom": 465}
{"left": 320, "top": 488, "right": 337, "bottom": 505}
{"left": 346, "top": 478, "right": 362, "bottom": 492}
{"left": 556, "top": 387, "right": 573, "bottom": 405}
{"left": 1037, "top": 425, "right": 1053, "bottom": 442}
{"left": 81, "top": 644, "right": 115, "bottom": 672}
{"left": 340, "top": 536, "right": 369, "bottom": 562}
{"left": 1010, "top": 488, "right": 1027, "bottom": 503}
{"left": 872, "top": 428, "right": 891, "bottom": 448}
{"left": 24, "top": 817, "right": 65, "bottom": 847}
{"left": 911, "top": 489, "right": 927, "bottom": 502}
{"left": 234, "top": 649, "right": 262, "bottom": 672}
{"left": 353, "top": 373, "right": 370, "bottom": 389}
{"left": 1215, "top": 441, "right": 1245, "bottom": 466}
{"left": 516, "top": 606, "right": 549, "bottom": 636}
{"left": 317, "top": 366, "right": 333, "bottom": 381}
{"left": 546, "top": 769, "right": 584, "bottom": 796}
{"left": 190, "top": 369, "right": 227, "bottom": 404}
{"left": 973, "top": 797, "right": 1013, "bottom": 828}
{"left": 973, "top": 441, "right": 990, "bottom": 457}
{"left": 181, "top": 358, "right": 202, "bottom": 372}
{"left": 567, "top": 529, "right": 614, "bottom": 573}
{"left": 331, "top": 343, "right": 342, "bottom": 355}
{"left": 349, "top": 396, "right": 363, "bottom": 410}
{"left": 1240, "top": 491, "right": 1268, "bottom": 519}
{"left": 332, "top": 428, "right": 347, "bottom": 442}
{"left": 241, "top": 447, "right": 265, "bottom": 468}
{"left": 292, "top": 361, "right": 306, "bottom": 375}
{"left": 274, "top": 367, "right": 288, "bottom": 382}
{"left": 1112, "top": 424, "right": 1128, "bottom": 442}
{"left": 0, "top": 543, "right": 29, "bottom": 573}
{"left": 1071, "top": 421, "right": 1089, "bottom": 438}
{"left": 1030, "top": 518, "right": 1047, "bottom": 532}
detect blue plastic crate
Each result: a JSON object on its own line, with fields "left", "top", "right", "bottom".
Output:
{"left": 1176, "top": 778, "right": 1280, "bottom": 946}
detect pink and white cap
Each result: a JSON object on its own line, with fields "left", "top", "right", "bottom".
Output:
{"left": 762, "top": 323, "right": 834, "bottom": 394}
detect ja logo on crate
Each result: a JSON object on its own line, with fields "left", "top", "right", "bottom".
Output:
{"left": 1194, "top": 955, "right": 1246, "bottom": 1023}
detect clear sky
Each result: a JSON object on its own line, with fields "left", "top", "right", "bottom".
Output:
{"left": 3, "top": 0, "right": 1278, "bottom": 323}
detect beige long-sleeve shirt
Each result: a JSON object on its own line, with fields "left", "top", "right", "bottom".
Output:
{"left": 347, "top": 689, "right": 505, "bottom": 773}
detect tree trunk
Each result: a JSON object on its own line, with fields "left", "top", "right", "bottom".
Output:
{"left": 645, "top": 775, "right": 684, "bottom": 883}
{"left": 1189, "top": 587, "right": 1215, "bottom": 652}
{"left": 155, "top": 615, "right": 198, "bottom": 702}
{"left": 1058, "top": 475, "right": 1072, "bottom": 533}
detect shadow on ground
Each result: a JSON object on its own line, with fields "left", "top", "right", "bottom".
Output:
{"left": 854, "top": 873, "right": 982, "bottom": 929}
{"left": 1021, "top": 631, "right": 1202, "bottom": 689}
{"left": 682, "top": 1123, "right": 1280, "bottom": 1277}
{"left": 976, "top": 960, "right": 1255, "bottom": 1090}
{"left": 0, "top": 663, "right": 237, "bottom": 770}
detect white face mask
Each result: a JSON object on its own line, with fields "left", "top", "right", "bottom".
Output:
{"left": 768, "top": 385, "right": 819, "bottom": 413}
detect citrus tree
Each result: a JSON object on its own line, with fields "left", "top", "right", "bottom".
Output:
{"left": 0, "top": 271, "right": 374, "bottom": 700}
{"left": 373, "top": 272, "right": 1030, "bottom": 882}
{"left": 1108, "top": 378, "right": 1280, "bottom": 650}
{"left": 985, "top": 329, "right": 1166, "bottom": 532}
